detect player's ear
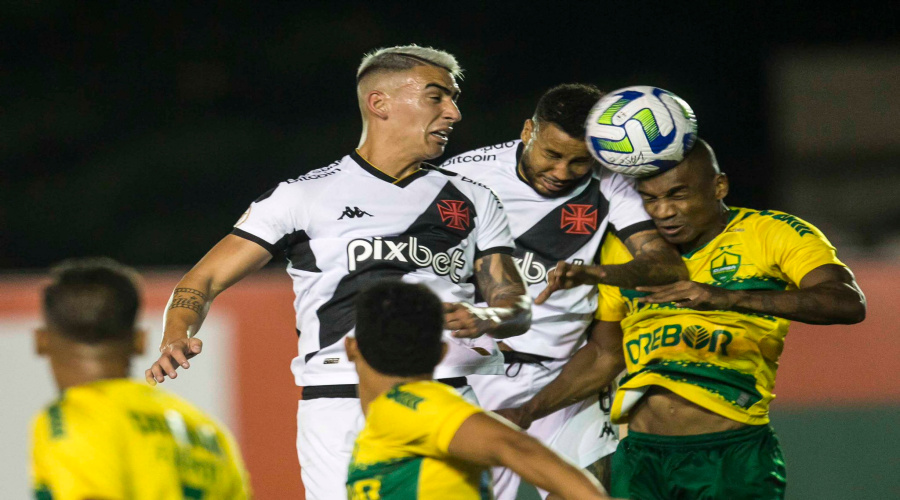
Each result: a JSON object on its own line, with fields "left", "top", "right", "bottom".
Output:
{"left": 345, "top": 337, "right": 359, "bottom": 362}
{"left": 366, "top": 90, "right": 389, "bottom": 120}
{"left": 34, "top": 327, "right": 49, "bottom": 356}
{"left": 133, "top": 328, "right": 147, "bottom": 355}
{"left": 520, "top": 119, "right": 534, "bottom": 146}
{"left": 714, "top": 173, "right": 729, "bottom": 201}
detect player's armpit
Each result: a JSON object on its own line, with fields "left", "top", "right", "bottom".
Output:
{"left": 448, "top": 412, "right": 609, "bottom": 499}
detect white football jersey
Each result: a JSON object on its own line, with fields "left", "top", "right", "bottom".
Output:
{"left": 233, "top": 151, "right": 515, "bottom": 386}
{"left": 442, "top": 140, "right": 653, "bottom": 359}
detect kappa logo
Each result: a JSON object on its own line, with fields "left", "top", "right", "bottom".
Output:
{"left": 437, "top": 199, "right": 470, "bottom": 230}
{"left": 561, "top": 204, "right": 598, "bottom": 235}
{"left": 338, "top": 206, "right": 373, "bottom": 220}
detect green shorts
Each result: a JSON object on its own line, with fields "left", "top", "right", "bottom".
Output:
{"left": 610, "top": 424, "right": 786, "bottom": 500}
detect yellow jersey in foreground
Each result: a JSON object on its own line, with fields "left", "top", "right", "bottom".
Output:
{"left": 31, "top": 379, "right": 251, "bottom": 500}
{"left": 348, "top": 380, "right": 491, "bottom": 500}
{"left": 598, "top": 207, "right": 845, "bottom": 425}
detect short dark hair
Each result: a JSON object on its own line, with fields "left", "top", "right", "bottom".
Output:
{"left": 533, "top": 83, "right": 605, "bottom": 139}
{"left": 43, "top": 257, "right": 141, "bottom": 343}
{"left": 354, "top": 280, "right": 444, "bottom": 377}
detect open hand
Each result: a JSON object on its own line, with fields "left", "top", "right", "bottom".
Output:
{"left": 145, "top": 337, "right": 203, "bottom": 385}
{"left": 636, "top": 281, "right": 734, "bottom": 310}
{"left": 536, "top": 261, "right": 603, "bottom": 305}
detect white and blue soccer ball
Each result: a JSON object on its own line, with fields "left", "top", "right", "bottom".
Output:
{"left": 585, "top": 86, "right": 698, "bottom": 178}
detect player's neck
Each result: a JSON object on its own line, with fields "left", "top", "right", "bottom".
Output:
{"left": 356, "top": 140, "right": 424, "bottom": 179}
{"left": 678, "top": 203, "right": 731, "bottom": 254}
{"left": 357, "top": 369, "right": 432, "bottom": 417}
{"left": 52, "top": 356, "right": 131, "bottom": 392}
{"left": 49, "top": 341, "right": 132, "bottom": 392}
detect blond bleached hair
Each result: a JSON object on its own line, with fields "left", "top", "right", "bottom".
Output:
{"left": 357, "top": 44, "right": 463, "bottom": 82}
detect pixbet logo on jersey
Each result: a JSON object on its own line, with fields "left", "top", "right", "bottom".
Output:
{"left": 347, "top": 237, "right": 468, "bottom": 282}
{"left": 515, "top": 253, "right": 585, "bottom": 285}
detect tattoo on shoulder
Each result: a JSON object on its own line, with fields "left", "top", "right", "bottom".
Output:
{"left": 169, "top": 288, "right": 208, "bottom": 313}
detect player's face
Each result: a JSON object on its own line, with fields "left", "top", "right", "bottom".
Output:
{"left": 518, "top": 120, "right": 595, "bottom": 198}
{"left": 636, "top": 163, "right": 728, "bottom": 252}
{"left": 390, "top": 65, "right": 462, "bottom": 160}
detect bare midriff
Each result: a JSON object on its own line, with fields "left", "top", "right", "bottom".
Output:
{"left": 628, "top": 386, "right": 748, "bottom": 436}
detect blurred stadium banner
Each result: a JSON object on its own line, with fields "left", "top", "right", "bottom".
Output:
{"left": 2, "top": 264, "right": 897, "bottom": 499}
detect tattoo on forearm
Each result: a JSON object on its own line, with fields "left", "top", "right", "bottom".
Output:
{"left": 169, "top": 288, "right": 208, "bottom": 313}
{"left": 475, "top": 253, "right": 527, "bottom": 306}
{"left": 601, "top": 231, "right": 686, "bottom": 287}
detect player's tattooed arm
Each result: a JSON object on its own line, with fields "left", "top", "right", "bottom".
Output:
{"left": 169, "top": 288, "right": 210, "bottom": 314}
{"left": 147, "top": 234, "right": 272, "bottom": 385}
{"left": 444, "top": 252, "right": 531, "bottom": 340}
{"left": 536, "top": 229, "right": 686, "bottom": 304}
{"left": 637, "top": 264, "right": 867, "bottom": 325}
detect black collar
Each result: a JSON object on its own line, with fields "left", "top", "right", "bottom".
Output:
{"left": 350, "top": 150, "right": 431, "bottom": 188}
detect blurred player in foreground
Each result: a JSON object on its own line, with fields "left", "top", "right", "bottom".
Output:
{"left": 345, "top": 280, "right": 611, "bottom": 500}
{"left": 31, "top": 258, "right": 251, "bottom": 499}
{"left": 503, "top": 139, "right": 867, "bottom": 499}
{"left": 444, "top": 83, "right": 686, "bottom": 497}
{"left": 146, "top": 44, "right": 531, "bottom": 499}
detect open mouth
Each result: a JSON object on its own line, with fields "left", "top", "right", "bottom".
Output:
{"left": 430, "top": 129, "right": 451, "bottom": 144}
{"left": 657, "top": 224, "right": 685, "bottom": 237}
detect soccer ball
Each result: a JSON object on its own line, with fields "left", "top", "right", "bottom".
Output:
{"left": 585, "top": 86, "right": 698, "bottom": 178}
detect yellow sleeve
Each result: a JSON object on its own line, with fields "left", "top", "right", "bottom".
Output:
{"left": 595, "top": 233, "right": 632, "bottom": 321}
{"left": 374, "top": 383, "right": 481, "bottom": 459}
{"left": 31, "top": 402, "right": 125, "bottom": 500}
{"left": 754, "top": 210, "right": 846, "bottom": 285}
{"left": 431, "top": 397, "right": 482, "bottom": 454}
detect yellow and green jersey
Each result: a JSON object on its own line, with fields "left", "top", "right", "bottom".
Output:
{"left": 598, "top": 207, "right": 845, "bottom": 425}
{"left": 347, "top": 380, "right": 490, "bottom": 500}
{"left": 31, "top": 379, "right": 251, "bottom": 500}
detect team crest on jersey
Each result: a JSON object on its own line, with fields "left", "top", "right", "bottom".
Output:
{"left": 710, "top": 251, "right": 741, "bottom": 282}
{"left": 437, "top": 199, "right": 470, "bottom": 230}
{"left": 560, "top": 204, "right": 598, "bottom": 235}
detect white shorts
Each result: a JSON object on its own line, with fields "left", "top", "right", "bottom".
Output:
{"left": 468, "top": 358, "right": 618, "bottom": 500}
{"left": 296, "top": 384, "right": 478, "bottom": 500}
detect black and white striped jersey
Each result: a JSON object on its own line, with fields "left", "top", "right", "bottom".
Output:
{"left": 233, "top": 151, "right": 515, "bottom": 386}
{"left": 442, "top": 140, "right": 653, "bottom": 359}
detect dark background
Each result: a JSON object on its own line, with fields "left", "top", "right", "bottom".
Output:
{"left": 3, "top": 1, "right": 897, "bottom": 268}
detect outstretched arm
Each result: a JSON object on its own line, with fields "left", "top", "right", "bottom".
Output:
{"left": 496, "top": 320, "right": 625, "bottom": 428}
{"left": 537, "top": 229, "right": 686, "bottom": 304}
{"left": 146, "top": 235, "right": 272, "bottom": 384}
{"left": 449, "top": 412, "right": 610, "bottom": 500}
{"left": 637, "top": 264, "right": 866, "bottom": 325}
{"left": 444, "top": 252, "right": 532, "bottom": 340}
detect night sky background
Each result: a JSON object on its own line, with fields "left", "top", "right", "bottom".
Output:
{"left": 4, "top": 1, "right": 897, "bottom": 268}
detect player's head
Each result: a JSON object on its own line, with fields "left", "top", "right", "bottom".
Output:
{"left": 519, "top": 83, "right": 604, "bottom": 198}
{"left": 347, "top": 280, "right": 445, "bottom": 378}
{"left": 36, "top": 258, "right": 145, "bottom": 387}
{"left": 635, "top": 139, "right": 729, "bottom": 251}
{"left": 356, "top": 45, "right": 462, "bottom": 160}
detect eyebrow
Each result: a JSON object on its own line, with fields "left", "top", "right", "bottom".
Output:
{"left": 426, "top": 83, "right": 460, "bottom": 100}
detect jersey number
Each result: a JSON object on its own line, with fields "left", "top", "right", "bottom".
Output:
{"left": 182, "top": 484, "right": 206, "bottom": 499}
{"left": 349, "top": 479, "right": 382, "bottom": 499}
